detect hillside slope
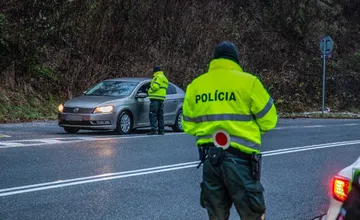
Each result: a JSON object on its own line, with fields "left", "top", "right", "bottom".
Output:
{"left": 1, "top": 0, "right": 360, "bottom": 121}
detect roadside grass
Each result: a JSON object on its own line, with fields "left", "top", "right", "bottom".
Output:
{"left": 0, "top": 91, "right": 58, "bottom": 123}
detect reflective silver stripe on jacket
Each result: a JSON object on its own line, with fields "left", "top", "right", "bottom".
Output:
{"left": 196, "top": 134, "right": 260, "bottom": 150}
{"left": 148, "top": 95, "right": 165, "bottom": 99}
{"left": 254, "top": 97, "right": 274, "bottom": 119}
{"left": 183, "top": 114, "right": 254, "bottom": 123}
{"left": 183, "top": 97, "right": 274, "bottom": 123}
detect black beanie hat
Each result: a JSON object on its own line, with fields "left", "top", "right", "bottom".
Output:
{"left": 213, "top": 41, "right": 239, "bottom": 64}
{"left": 153, "top": 66, "right": 161, "bottom": 73}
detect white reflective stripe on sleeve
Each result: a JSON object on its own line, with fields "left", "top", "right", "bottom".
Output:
{"left": 254, "top": 97, "right": 274, "bottom": 119}
{"left": 148, "top": 95, "right": 165, "bottom": 99}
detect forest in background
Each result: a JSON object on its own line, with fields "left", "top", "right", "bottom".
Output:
{"left": 1, "top": 0, "right": 360, "bottom": 122}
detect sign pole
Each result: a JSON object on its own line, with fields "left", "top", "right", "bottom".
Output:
{"left": 322, "top": 44, "right": 326, "bottom": 115}
{"left": 319, "top": 36, "right": 334, "bottom": 116}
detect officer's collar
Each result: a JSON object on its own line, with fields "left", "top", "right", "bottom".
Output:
{"left": 153, "top": 71, "right": 164, "bottom": 76}
{"left": 208, "top": 58, "right": 243, "bottom": 72}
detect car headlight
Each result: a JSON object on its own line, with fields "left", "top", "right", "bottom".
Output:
{"left": 58, "top": 104, "right": 64, "bottom": 112}
{"left": 94, "top": 105, "right": 114, "bottom": 113}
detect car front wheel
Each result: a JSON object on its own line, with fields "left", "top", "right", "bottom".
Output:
{"left": 116, "top": 111, "right": 133, "bottom": 135}
{"left": 64, "top": 127, "right": 80, "bottom": 134}
{"left": 172, "top": 109, "right": 183, "bottom": 132}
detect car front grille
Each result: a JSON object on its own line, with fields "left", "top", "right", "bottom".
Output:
{"left": 59, "top": 120, "right": 111, "bottom": 126}
{"left": 59, "top": 120, "right": 93, "bottom": 126}
{"left": 63, "top": 107, "right": 94, "bottom": 114}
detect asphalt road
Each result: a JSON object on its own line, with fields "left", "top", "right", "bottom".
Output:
{"left": 0, "top": 119, "right": 360, "bottom": 220}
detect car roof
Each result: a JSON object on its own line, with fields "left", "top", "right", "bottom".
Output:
{"left": 104, "top": 77, "right": 152, "bottom": 82}
{"left": 102, "top": 77, "right": 182, "bottom": 90}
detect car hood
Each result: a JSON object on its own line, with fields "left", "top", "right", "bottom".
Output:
{"left": 64, "top": 95, "right": 127, "bottom": 108}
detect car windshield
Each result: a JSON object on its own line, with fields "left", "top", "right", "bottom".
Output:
{"left": 85, "top": 81, "right": 139, "bottom": 97}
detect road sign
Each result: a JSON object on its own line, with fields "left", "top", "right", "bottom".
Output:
{"left": 320, "top": 36, "right": 334, "bottom": 56}
{"left": 319, "top": 36, "right": 334, "bottom": 115}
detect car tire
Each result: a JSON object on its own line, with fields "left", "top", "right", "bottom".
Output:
{"left": 116, "top": 110, "right": 133, "bottom": 135}
{"left": 64, "top": 127, "right": 80, "bottom": 134}
{"left": 172, "top": 109, "right": 183, "bottom": 132}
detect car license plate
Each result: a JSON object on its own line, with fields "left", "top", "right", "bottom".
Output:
{"left": 64, "top": 115, "right": 83, "bottom": 121}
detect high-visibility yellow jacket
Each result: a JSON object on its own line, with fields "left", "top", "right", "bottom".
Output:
{"left": 182, "top": 58, "right": 278, "bottom": 154}
{"left": 148, "top": 71, "right": 169, "bottom": 100}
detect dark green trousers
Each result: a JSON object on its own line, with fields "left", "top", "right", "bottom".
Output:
{"left": 200, "top": 152, "right": 266, "bottom": 220}
{"left": 149, "top": 99, "right": 164, "bottom": 133}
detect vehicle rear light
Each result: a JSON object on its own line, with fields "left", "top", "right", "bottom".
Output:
{"left": 332, "top": 175, "right": 350, "bottom": 202}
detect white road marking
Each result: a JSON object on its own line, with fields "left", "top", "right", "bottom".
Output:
{"left": 264, "top": 140, "right": 360, "bottom": 154}
{"left": 0, "top": 142, "right": 26, "bottom": 147}
{"left": 0, "top": 164, "right": 199, "bottom": 197}
{"left": 1, "top": 139, "right": 360, "bottom": 197}
{"left": 36, "top": 139, "right": 63, "bottom": 144}
{"left": 273, "top": 123, "right": 360, "bottom": 130}
{"left": 263, "top": 140, "right": 360, "bottom": 156}
{"left": 0, "top": 161, "right": 198, "bottom": 193}
{"left": 0, "top": 134, "right": 11, "bottom": 138}
{"left": 303, "top": 125, "right": 325, "bottom": 128}
{"left": 0, "top": 133, "right": 186, "bottom": 149}
{"left": 0, "top": 134, "right": 181, "bottom": 149}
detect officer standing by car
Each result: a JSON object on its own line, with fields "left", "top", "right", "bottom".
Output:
{"left": 147, "top": 66, "right": 169, "bottom": 135}
{"left": 182, "top": 41, "right": 278, "bottom": 220}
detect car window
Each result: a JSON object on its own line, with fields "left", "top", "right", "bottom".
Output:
{"left": 166, "top": 84, "right": 177, "bottom": 95}
{"left": 137, "top": 82, "right": 151, "bottom": 93}
{"left": 85, "top": 81, "right": 139, "bottom": 97}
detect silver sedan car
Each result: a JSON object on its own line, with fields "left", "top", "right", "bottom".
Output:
{"left": 57, "top": 77, "right": 184, "bottom": 134}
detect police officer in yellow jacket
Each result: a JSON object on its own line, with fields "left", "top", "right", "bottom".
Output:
{"left": 182, "top": 41, "right": 278, "bottom": 220}
{"left": 147, "top": 66, "right": 169, "bottom": 135}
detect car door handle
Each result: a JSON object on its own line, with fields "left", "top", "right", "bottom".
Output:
{"left": 173, "top": 100, "right": 178, "bottom": 103}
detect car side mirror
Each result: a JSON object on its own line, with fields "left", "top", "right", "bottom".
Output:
{"left": 135, "top": 92, "right": 148, "bottom": 99}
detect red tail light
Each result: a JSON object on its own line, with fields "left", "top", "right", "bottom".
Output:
{"left": 332, "top": 175, "right": 350, "bottom": 202}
